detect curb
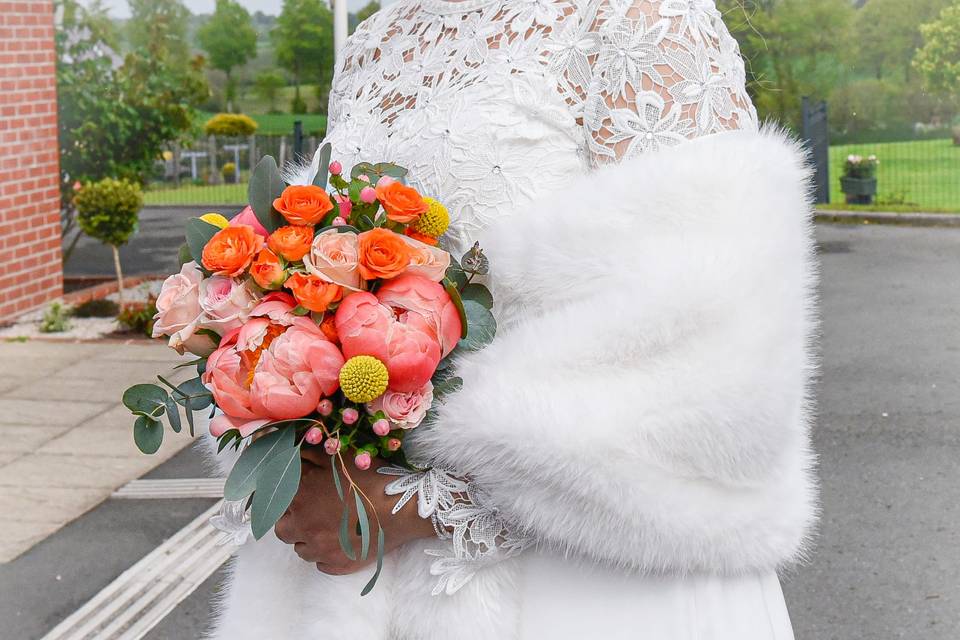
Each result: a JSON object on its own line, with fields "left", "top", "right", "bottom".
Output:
{"left": 62, "top": 275, "right": 166, "bottom": 306}
{"left": 816, "top": 210, "right": 960, "bottom": 228}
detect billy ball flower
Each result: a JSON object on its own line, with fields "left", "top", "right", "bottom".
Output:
{"left": 339, "top": 355, "right": 389, "bottom": 403}
{"left": 411, "top": 197, "right": 450, "bottom": 239}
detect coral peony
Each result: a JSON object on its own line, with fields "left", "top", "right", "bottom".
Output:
{"left": 202, "top": 225, "right": 264, "bottom": 277}
{"left": 273, "top": 185, "right": 334, "bottom": 226}
{"left": 268, "top": 225, "right": 314, "bottom": 262}
{"left": 377, "top": 274, "right": 462, "bottom": 357}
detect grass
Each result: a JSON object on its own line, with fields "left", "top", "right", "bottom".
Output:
{"left": 829, "top": 138, "right": 960, "bottom": 212}
{"left": 144, "top": 182, "right": 248, "bottom": 207}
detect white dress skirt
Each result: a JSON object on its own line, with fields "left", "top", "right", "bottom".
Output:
{"left": 518, "top": 552, "right": 795, "bottom": 640}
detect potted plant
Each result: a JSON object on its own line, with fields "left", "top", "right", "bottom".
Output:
{"left": 840, "top": 154, "right": 879, "bottom": 205}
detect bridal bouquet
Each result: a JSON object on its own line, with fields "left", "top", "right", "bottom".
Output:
{"left": 120, "top": 146, "right": 495, "bottom": 593}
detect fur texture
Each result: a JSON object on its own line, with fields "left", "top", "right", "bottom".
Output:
{"left": 206, "top": 128, "right": 819, "bottom": 639}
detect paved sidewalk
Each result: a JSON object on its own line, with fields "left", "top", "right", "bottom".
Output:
{"left": 0, "top": 340, "right": 195, "bottom": 563}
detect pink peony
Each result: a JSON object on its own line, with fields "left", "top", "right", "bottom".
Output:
{"left": 198, "top": 276, "right": 259, "bottom": 335}
{"left": 368, "top": 381, "right": 434, "bottom": 430}
{"left": 229, "top": 205, "right": 269, "bottom": 238}
{"left": 377, "top": 274, "right": 462, "bottom": 357}
{"left": 203, "top": 332, "right": 261, "bottom": 434}
{"left": 152, "top": 261, "right": 217, "bottom": 356}
{"left": 303, "top": 229, "right": 362, "bottom": 291}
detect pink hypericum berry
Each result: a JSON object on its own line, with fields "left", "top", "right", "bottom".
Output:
{"left": 372, "top": 419, "right": 391, "bottom": 436}
{"left": 332, "top": 216, "right": 347, "bottom": 226}
{"left": 328, "top": 161, "right": 342, "bottom": 176}
{"left": 324, "top": 437, "right": 341, "bottom": 455}
{"left": 342, "top": 408, "right": 360, "bottom": 425}
{"left": 304, "top": 427, "right": 324, "bottom": 445}
{"left": 317, "top": 399, "right": 334, "bottom": 417}
{"left": 354, "top": 452, "right": 372, "bottom": 470}
{"left": 357, "top": 174, "right": 370, "bottom": 183}
{"left": 360, "top": 186, "right": 377, "bottom": 204}
{"left": 386, "top": 438, "right": 402, "bottom": 452}
{"left": 376, "top": 176, "right": 395, "bottom": 188}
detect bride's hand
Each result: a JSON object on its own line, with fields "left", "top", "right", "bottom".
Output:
{"left": 274, "top": 448, "right": 435, "bottom": 575}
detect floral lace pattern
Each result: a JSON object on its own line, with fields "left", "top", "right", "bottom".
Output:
{"left": 378, "top": 466, "right": 533, "bottom": 595}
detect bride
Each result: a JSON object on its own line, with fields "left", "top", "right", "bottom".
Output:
{"left": 206, "top": 0, "right": 817, "bottom": 638}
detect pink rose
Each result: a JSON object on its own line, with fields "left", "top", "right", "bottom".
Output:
{"left": 198, "top": 276, "right": 259, "bottom": 335}
{"left": 368, "top": 381, "right": 433, "bottom": 430}
{"left": 230, "top": 205, "right": 269, "bottom": 238}
{"left": 377, "top": 274, "right": 462, "bottom": 358}
{"left": 402, "top": 236, "right": 451, "bottom": 282}
{"left": 152, "top": 261, "right": 217, "bottom": 356}
{"left": 303, "top": 229, "right": 361, "bottom": 291}
{"left": 335, "top": 291, "right": 442, "bottom": 393}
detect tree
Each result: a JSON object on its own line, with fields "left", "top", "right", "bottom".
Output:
{"left": 272, "top": 0, "right": 335, "bottom": 114}
{"left": 914, "top": 5, "right": 960, "bottom": 99}
{"left": 197, "top": 0, "right": 258, "bottom": 112}
{"left": 254, "top": 70, "right": 287, "bottom": 113}
{"left": 855, "top": 0, "right": 953, "bottom": 82}
{"left": 355, "top": 1, "right": 381, "bottom": 29}
{"left": 74, "top": 178, "right": 144, "bottom": 309}
{"left": 126, "top": 0, "right": 192, "bottom": 70}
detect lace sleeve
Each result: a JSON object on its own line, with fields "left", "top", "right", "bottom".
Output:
{"left": 377, "top": 466, "right": 532, "bottom": 596}
{"left": 579, "top": 0, "right": 758, "bottom": 165}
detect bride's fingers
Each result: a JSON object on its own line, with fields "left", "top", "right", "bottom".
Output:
{"left": 300, "top": 447, "right": 328, "bottom": 468}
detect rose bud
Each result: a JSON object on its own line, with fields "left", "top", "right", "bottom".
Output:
{"left": 360, "top": 186, "right": 377, "bottom": 204}
{"left": 372, "top": 419, "right": 391, "bottom": 437}
{"left": 342, "top": 407, "right": 360, "bottom": 425}
{"left": 354, "top": 451, "right": 372, "bottom": 470}
{"left": 332, "top": 216, "right": 347, "bottom": 227}
{"left": 324, "top": 437, "right": 341, "bottom": 455}
{"left": 386, "top": 438, "right": 402, "bottom": 452}
{"left": 317, "top": 399, "right": 334, "bottom": 416}
{"left": 304, "top": 427, "right": 324, "bottom": 445}
{"left": 329, "top": 160, "right": 342, "bottom": 176}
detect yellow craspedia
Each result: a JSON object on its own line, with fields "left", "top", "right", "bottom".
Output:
{"left": 411, "top": 197, "right": 450, "bottom": 239}
{"left": 200, "top": 213, "right": 230, "bottom": 229}
{"left": 339, "top": 356, "right": 389, "bottom": 404}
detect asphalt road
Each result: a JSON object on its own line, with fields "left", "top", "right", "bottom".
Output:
{"left": 21, "top": 222, "right": 960, "bottom": 638}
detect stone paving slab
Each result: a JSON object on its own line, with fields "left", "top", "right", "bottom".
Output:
{"left": 0, "top": 340, "right": 197, "bottom": 563}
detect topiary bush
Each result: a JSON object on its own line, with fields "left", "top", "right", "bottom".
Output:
{"left": 222, "top": 161, "right": 237, "bottom": 183}
{"left": 73, "top": 298, "right": 120, "bottom": 318}
{"left": 74, "top": 178, "right": 144, "bottom": 308}
{"left": 203, "top": 113, "right": 259, "bottom": 137}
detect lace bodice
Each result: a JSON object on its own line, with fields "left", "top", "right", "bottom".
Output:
{"left": 325, "top": 0, "right": 756, "bottom": 255}
{"left": 316, "top": 0, "right": 757, "bottom": 595}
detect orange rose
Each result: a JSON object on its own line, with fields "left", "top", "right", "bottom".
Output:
{"left": 405, "top": 228, "right": 439, "bottom": 246}
{"left": 273, "top": 185, "right": 335, "bottom": 226}
{"left": 250, "top": 248, "right": 286, "bottom": 290}
{"left": 285, "top": 272, "right": 343, "bottom": 313}
{"left": 357, "top": 228, "right": 413, "bottom": 280}
{"left": 268, "top": 225, "right": 314, "bottom": 262}
{"left": 201, "top": 225, "right": 263, "bottom": 277}
{"left": 375, "top": 181, "right": 428, "bottom": 224}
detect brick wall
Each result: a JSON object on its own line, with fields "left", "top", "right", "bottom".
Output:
{"left": 0, "top": 1, "right": 62, "bottom": 322}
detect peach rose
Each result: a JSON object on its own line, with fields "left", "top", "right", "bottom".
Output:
{"left": 375, "top": 181, "right": 428, "bottom": 224}
{"left": 268, "top": 225, "right": 314, "bottom": 262}
{"left": 249, "top": 248, "right": 287, "bottom": 290}
{"left": 357, "top": 228, "right": 412, "bottom": 280}
{"left": 202, "top": 225, "right": 264, "bottom": 277}
{"left": 198, "top": 276, "right": 259, "bottom": 335}
{"left": 152, "top": 262, "right": 217, "bottom": 356}
{"left": 402, "top": 235, "right": 451, "bottom": 282}
{"left": 273, "top": 185, "right": 334, "bottom": 226}
{"left": 285, "top": 272, "right": 343, "bottom": 313}
{"left": 368, "top": 381, "right": 434, "bottom": 429}
{"left": 303, "top": 228, "right": 361, "bottom": 290}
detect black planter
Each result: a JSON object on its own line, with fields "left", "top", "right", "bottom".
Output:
{"left": 841, "top": 176, "right": 877, "bottom": 205}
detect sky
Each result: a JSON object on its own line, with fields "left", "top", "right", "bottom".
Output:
{"left": 88, "top": 0, "right": 380, "bottom": 18}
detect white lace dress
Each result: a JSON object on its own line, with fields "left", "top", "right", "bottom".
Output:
{"left": 319, "top": 0, "right": 795, "bottom": 636}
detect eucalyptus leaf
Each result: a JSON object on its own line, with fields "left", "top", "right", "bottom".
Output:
{"left": 433, "top": 376, "right": 464, "bottom": 399}
{"left": 184, "top": 218, "right": 220, "bottom": 265}
{"left": 313, "top": 143, "right": 332, "bottom": 188}
{"left": 249, "top": 156, "right": 286, "bottom": 232}
{"left": 461, "top": 283, "right": 493, "bottom": 310}
{"left": 445, "top": 263, "right": 467, "bottom": 289}
{"left": 331, "top": 458, "right": 344, "bottom": 501}
{"left": 461, "top": 242, "right": 490, "bottom": 275}
{"left": 177, "top": 243, "right": 192, "bottom": 267}
{"left": 351, "top": 162, "right": 375, "bottom": 179}
{"left": 217, "top": 430, "right": 241, "bottom": 453}
{"left": 123, "top": 384, "right": 169, "bottom": 419}
{"left": 355, "top": 492, "right": 370, "bottom": 561}
{"left": 444, "top": 281, "right": 469, "bottom": 340}
{"left": 224, "top": 428, "right": 295, "bottom": 501}
{"left": 339, "top": 501, "right": 357, "bottom": 560}
{"left": 459, "top": 300, "right": 497, "bottom": 351}
{"left": 250, "top": 445, "right": 302, "bottom": 540}
{"left": 360, "top": 528, "right": 386, "bottom": 596}
{"left": 163, "top": 394, "right": 181, "bottom": 433}
{"left": 133, "top": 415, "right": 164, "bottom": 454}
{"left": 168, "top": 376, "right": 214, "bottom": 411}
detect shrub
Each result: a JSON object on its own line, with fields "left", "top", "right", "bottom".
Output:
{"left": 203, "top": 113, "right": 259, "bottom": 137}
{"left": 40, "top": 302, "right": 72, "bottom": 333}
{"left": 74, "top": 178, "right": 144, "bottom": 308}
{"left": 117, "top": 299, "right": 158, "bottom": 337}
{"left": 843, "top": 155, "right": 880, "bottom": 180}
{"left": 291, "top": 95, "right": 308, "bottom": 115}
{"left": 953, "top": 125, "right": 960, "bottom": 146}
{"left": 72, "top": 298, "right": 120, "bottom": 318}
{"left": 222, "top": 162, "right": 237, "bottom": 182}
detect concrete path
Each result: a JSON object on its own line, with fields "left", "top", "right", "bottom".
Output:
{"left": 0, "top": 341, "right": 195, "bottom": 563}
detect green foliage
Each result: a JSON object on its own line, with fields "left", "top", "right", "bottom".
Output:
{"left": 74, "top": 178, "right": 143, "bottom": 247}
{"left": 197, "top": 0, "right": 258, "bottom": 110}
{"left": 253, "top": 70, "right": 287, "bottom": 113}
{"left": 355, "top": 1, "right": 380, "bottom": 28}
{"left": 204, "top": 112, "right": 259, "bottom": 137}
{"left": 117, "top": 300, "right": 158, "bottom": 336}
{"left": 126, "top": 0, "right": 193, "bottom": 69}
{"left": 248, "top": 156, "right": 286, "bottom": 232}
{"left": 854, "top": 0, "right": 952, "bottom": 82}
{"left": 291, "top": 94, "right": 308, "bottom": 115}
{"left": 222, "top": 162, "right": 238, "bottom": 182}
{"left": 72, "top": 298, "right": 120, "bottom": 318}
{"left": 914, "top": 5, "right": 960, "bottom": 98}
{"left": 842, "top": 154, "right": 879, "bottom": 180}
{"left": 272, "top": 0, "right": 334, "bottom": 114}
{"left": 123, "top": 373, "right": 214, "bottom": 452}
{"left": 39, "top": 303, "right": 73, "bottom": 334}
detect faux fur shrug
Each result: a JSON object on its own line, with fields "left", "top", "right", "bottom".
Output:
{"left": 207, "top": 128, "right": 819, "bottom": 640}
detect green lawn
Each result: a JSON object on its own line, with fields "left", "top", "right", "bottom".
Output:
{"left": 144, "top": 182, "right": 248, "bottom": 207}
{"left": 197, "top": 105, "right": 327, "bottom": 136}
{"left": 829, "top": 138, "right": 960, "bottom": 212}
